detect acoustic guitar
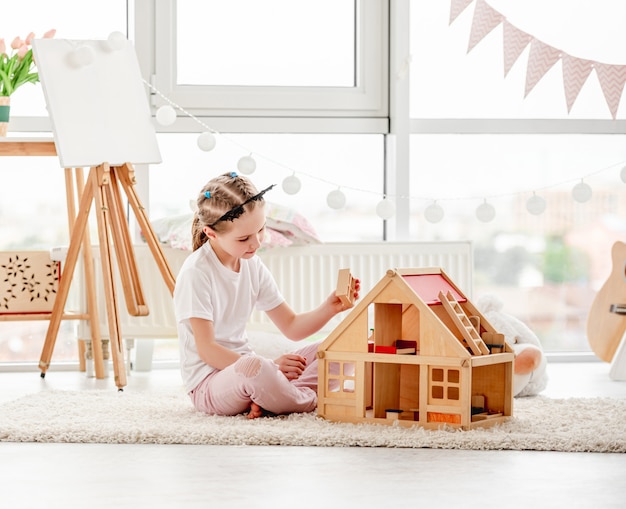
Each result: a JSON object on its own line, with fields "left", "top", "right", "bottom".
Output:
{"left": 587, "top": 241, "right": 626, "bottom": 362}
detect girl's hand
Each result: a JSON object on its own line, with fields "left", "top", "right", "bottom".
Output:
{"left": 274, "top": 353, "right": 307, "bottom": 380}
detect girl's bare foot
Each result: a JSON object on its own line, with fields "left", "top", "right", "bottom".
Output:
{"left": 247, "top": 402, "right": 264, "bottom": 419}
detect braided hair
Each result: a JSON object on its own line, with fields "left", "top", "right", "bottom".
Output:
{"left": 191, "top": 172, "right": 261, "bottom": 251}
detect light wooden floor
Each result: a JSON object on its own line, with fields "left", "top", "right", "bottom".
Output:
{"left": 1, "top": 361, "right": 625, "bottom": 509}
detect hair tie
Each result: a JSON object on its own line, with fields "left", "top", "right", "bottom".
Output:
{"left": 230, "top": 171, "right": 238, "bottom": 178}
{"left": 204, "top": 191, "right": 211, "bottom": 199}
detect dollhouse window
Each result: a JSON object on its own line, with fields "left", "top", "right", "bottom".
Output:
{"left": 327, "top": 361, "right": 355, "bottom": 394}
{"left": 430, "top": 367, "right": 461, "bottom": 402}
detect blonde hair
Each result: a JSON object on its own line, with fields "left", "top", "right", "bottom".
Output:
{"left": 192, "top": 172, "right": 262, "bottom": 251}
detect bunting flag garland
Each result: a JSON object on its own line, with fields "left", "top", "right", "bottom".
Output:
{"left": 524, "top": 40, "right": 561, "bottom": 98}
{"left": 449, "top": 0, "right": 474, "bottom": 25}
{"left": 451, "top": 0, "right": 626, "bottom": 118}
{"left": 502, "top": 20, "right": 531, "bottom": 77}
{"left": 594, "top": 63, "right": 626, "bottom": 120}
{"left": 562, "top": 54, "right": 594, "bottom": 113}
{"left": 466, "top": 0, "right": 503, "bottom": 53}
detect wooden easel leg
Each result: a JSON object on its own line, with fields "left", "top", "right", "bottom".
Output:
{"left": 92, "top": 164, "right": 127, "bottom": 390}
{"left": 39, "top": 170, "right": 96, "bottom": 377}
{"left": 63, "top": 168, "right": 86, "bottom": 372}
{"left": 40, "top": 163, "right": 176, "bottom": 388}
{"left": 118, "top": 163, "right": 175, "bottom": 294}
{"left": 75, "top": 168, "right": 106, "bottom": 379}
{"left": 105, "top": 168, "right": 148, "bottom": 317}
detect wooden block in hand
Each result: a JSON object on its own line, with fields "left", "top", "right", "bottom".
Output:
{"left": 336, "top": 268, "right": 356, "bottom": 309}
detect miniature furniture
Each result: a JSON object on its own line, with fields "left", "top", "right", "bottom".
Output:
{"left": 317, "top": 267, "right": 515, "bottom": 430}
{"left": 335, "top": 268, "right": 357, "bottom": 309}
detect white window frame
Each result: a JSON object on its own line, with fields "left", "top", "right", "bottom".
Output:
{"left": 144, "top": 0, "right": 388, "bottom": 133}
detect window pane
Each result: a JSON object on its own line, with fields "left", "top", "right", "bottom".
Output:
{"left": 148, "top": 133, "right": 384, "bottom": 242}
{"left": 409, "top": 134, "right": 626, "bottom": 352}
{"left": 1, "top": 0, "right": 127, "bottom": 117}
{"left": 410, "top": 0, "right": 626, "bottom": 119}
{"left": 177, "top": 0, "right": 355, "bottom": 87}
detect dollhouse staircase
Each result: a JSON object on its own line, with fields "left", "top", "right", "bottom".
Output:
{"left": 439, "top": 291, "right": 490, "bottom": 355}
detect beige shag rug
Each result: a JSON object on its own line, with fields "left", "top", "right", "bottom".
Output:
{"left": 1, "top": 390, "right": 625, "bottom": 453}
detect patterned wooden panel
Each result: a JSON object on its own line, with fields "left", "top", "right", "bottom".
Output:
{"left": 0, "top": 251, "right": 60, "bottom": 314}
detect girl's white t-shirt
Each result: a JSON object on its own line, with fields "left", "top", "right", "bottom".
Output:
{"left": 173, "top": 242, "right": 284, "bottom": 393}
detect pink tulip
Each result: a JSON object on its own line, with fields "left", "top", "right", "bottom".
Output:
{"left": 17, "top": 44, "right": 28, "bottom": 59}
{"left": 10, "top": 37, "right": 23, "bottom": 50}
{"left": 24, "top": 32, "right": 35, "bottom": 45}
{"left": 43, "top": 29, "right": 56, "bottom": 39}
{"left": 0, "top": 39, "right": 5, "bottom": 56}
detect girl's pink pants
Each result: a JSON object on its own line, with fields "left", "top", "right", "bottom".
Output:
{"left": 190, "top": 341, "right": 320, "bottom": 416}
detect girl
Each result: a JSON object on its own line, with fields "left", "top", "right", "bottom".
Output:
{"left": 173, "top": 172, "right": 359, "bottom": 419}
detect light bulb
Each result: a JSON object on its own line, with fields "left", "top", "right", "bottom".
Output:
{"left": 424, "top": 202, "right": 444, "bottom": 223}
{"left": 155, "top": 105, "right": 176, "bottom": 126}
{"left": 476, "top": 201, "right": 495, "bottom": 222}
{"left": 197, "top": 132, "right": 216, "bottom": 151}
{"left": 526, "top": 194, "right": 546, "bottom": 215}
{"left": 572, "top": 182, "right": 592, "bottom": 203}
{"left": 376, "top": 198, "right": 396, "bottom": 220}
{"left": 70, "top": 45, "right": 95, "bottom": 68}
{"left": 282, "top": 175, "right": 301, "bottom": 195}
{"left": 237, "top": 155, "right": 256, "bottom": 175}
{"left": 106, "top": 31, "right": 127, "bottom": 51}
{"left": 327, "top": 189, "right": 346, "bottom": 210}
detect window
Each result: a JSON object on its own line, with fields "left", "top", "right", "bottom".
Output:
{"left": 148, "top": 133, "right": 385, "bottom": 242}
{"left": 0, "top": 0, "right": 127, "bottom": 119}
{"left": 151, "top": 0, "right": 388, "bottom": 121}
{"left": 177, "top": 1, "right": 355, "bottom": 88}
{"left": 408, "top": 1, "right": 626, "bottom": 353}
{"left": 410, "top": 0, "right": 626, "bottom": 119}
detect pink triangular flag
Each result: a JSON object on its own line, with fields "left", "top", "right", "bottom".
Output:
{"left": 525, "top": 39, "right": 562, "bottom": 98}
{"left": 467, "top": 0, "right": 504, "bottom": 53}
{"left": 449, "top": 0, "right": 474, "bottom": 25}
{"left": 595, "top": 63, "right": 626, "bottom": 119}
{"left": 562, "top": 54, "right": 593, "bottom": 113}
{"left": 502, "top": 21, "right": 532, "bottom": 77}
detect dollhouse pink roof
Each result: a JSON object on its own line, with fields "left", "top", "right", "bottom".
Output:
{"left": 401, "top": 273, "right": 465, "bottom": 305}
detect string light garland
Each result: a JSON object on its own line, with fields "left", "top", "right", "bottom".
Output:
{"left": 376, "top": 197, "right": 396, "bottom": 220}
{"left": 572, "top": 180, "right": 593, "bottom": 203}
{"left": 141, "top": 56, "right": 625, "bottom": 224}
{"left": 475, "top": 200, "right": 496, "bottom": 223}
{"left": 326, "top": 188, "right": 347, "bottom": 210}
{"left": 282, "top": 174, "right": 302, "bottom": 195}
{"left": 424, "top": 201, "right": 445, "bottom": 223}
{"left": 526, "top": 193, "right": 547, "bottom": 215}
{"left": 197, "top": 131, "right": 217, "bottom": 152}
{"left": 237, "top": 154, "right": 257, "bottom": 175}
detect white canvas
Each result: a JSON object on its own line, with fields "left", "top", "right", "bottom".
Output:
{"left": 32, "top": 37, "right": 161, "bottom": 168}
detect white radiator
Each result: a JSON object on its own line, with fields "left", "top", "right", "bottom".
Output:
{"left": 251, "top": 242, "right": 473, "bottom": 332}
{"left": 77, "top": 241, "right": 473, "bottom": 340}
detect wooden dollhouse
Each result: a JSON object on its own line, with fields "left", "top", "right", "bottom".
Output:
{"left": 317, "top": 267, "right": 515, "bottom": 430}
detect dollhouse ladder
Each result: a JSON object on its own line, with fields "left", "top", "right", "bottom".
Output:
{"left": 438, "top": 291, "right": 490, "bottom": 356}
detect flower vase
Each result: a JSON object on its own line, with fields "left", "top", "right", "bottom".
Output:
{"left": 0, "top": 97, "right": 9, "bottom": 137}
